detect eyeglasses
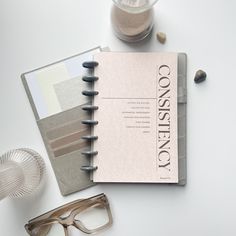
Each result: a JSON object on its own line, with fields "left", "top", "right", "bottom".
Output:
{"left": 25, "top": 193, "right": 113, "bottom": 236}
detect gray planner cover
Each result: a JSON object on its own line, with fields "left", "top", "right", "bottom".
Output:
{"left": 21, "top": 47, "right": 103, "bottom": 195}
{"left": 22, "top": 50, "right": 187, "bottom": 196}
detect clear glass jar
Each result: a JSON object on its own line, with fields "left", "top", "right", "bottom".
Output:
{"left": 111, "top": 0, "right": 158, "bottom": 42}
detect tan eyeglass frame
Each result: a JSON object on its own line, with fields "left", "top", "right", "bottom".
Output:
{"left": 25, "top": 193, "right": 113, "bottom": 236}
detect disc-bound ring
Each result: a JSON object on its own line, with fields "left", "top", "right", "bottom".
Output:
{"left": 82, "top": 120, "right": 98, "bottom": 125}
{"left": 82, "top": 135, "right": 98, "bottom": 141}
{"left": 82, "top": 90, "right": 99, "bottom": 96}
{"left": 82, "top": 76, "right": 99, "bottom": 82}
{"left": 82, "top": 61, "right": 99, "bottom": 69}
{"left": 81, "top": 150, "right": 98, "bottom": 156}
{"left": 82, "top": 105, "right": 99, "bottom": 111}
{"left": 80, "top": 166, "right": 98, "bottom": 171}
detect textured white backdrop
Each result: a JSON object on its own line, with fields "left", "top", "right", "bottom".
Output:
{"left": 0, "top": 0, "right": 236, "bottom": 235}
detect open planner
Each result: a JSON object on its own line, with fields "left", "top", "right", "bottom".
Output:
{"left": 22, "top": 48, "right": 187, "bottom": 195}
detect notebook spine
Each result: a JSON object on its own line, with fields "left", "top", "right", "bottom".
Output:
{"left": 81, "top": 61, "right": 99, "bottom": 172}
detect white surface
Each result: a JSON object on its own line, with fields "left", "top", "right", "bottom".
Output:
{"left": 0, "top": 0, "right": 236, "bottom": 235}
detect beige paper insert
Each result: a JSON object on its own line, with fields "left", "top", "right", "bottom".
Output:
{"left": 36, "top": 63, "right": 70, "bottom": 116}
{"left": 93, "top": 52, "right": 178, "bottom": 183}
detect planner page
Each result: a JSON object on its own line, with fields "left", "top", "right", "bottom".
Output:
{"left": 93, "top": 52, "right": 178, "bottom": 183}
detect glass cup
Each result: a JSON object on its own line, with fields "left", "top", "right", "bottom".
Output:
{"left": 111, "top": 0, "right": 158, "bottom": 42}
{"left": 0, "top": 148, "right": 45, "bottom": 200}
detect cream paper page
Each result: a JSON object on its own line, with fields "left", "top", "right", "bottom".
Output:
{"left": 93, "top": 52, "right": 178, "bottom": 183}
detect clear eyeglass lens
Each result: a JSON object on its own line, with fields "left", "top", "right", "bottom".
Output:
{"left": 32, "top": 223, "right": 65, "bottom": 236}
{"left": 74, "top": 204, "right": 109, "bottom": 230}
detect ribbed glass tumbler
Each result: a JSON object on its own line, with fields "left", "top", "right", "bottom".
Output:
{"left": 0, "top": 148, "right": 45, "bottom": 200}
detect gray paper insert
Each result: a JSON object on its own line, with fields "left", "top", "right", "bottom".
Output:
{"left": 37, "top": 104, "right": 95, "bottom": 195}
{"left": 54, "top": 76, "right": 91, "bottom": 111}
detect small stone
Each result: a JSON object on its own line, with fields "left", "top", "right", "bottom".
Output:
{"left": 194, "top": 70, "right": 207, "bottom": 83}
{"left": 156, "top": 32, "right": 166, "bottom": 44}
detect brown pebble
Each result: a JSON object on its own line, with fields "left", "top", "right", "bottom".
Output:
{"left": 156, "top": 32, "right": 166, "bottom": 44}
{"left": 194, "top": 70, "right": 207, "bottom": 83}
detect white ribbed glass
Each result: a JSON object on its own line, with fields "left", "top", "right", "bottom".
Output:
{"left": 0, "top": 148, "right": 45, "bottom": 200}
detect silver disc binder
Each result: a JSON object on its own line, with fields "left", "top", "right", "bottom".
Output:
{"left": 81, "top": 61, "right": 99, "bottom": 172}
